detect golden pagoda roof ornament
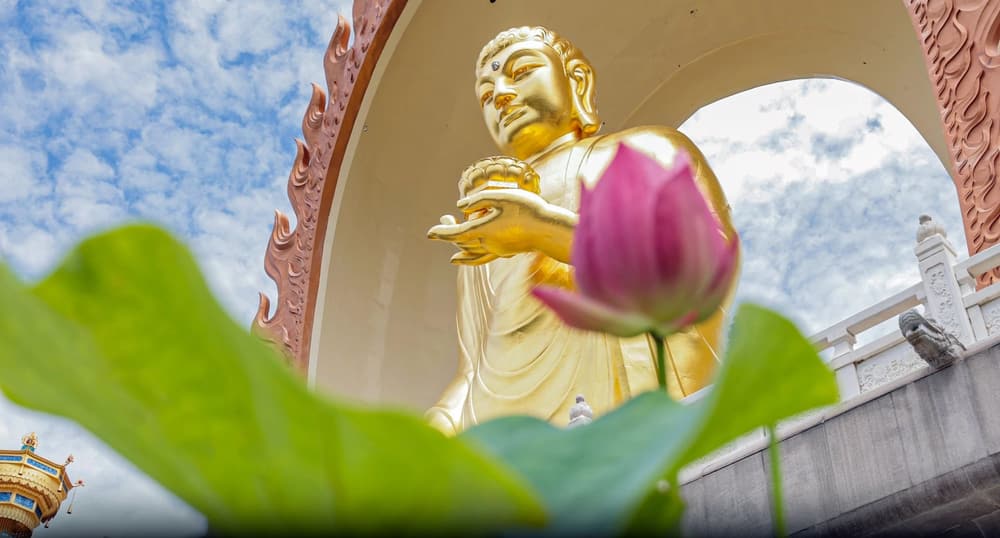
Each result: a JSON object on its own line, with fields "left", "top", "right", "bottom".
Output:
{"left": 19, "top": 433, "right": 37, "bottom": 453}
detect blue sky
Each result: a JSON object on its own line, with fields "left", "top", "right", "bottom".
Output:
{"left": 0, "top": 1, "right": 965, "bottom": 536}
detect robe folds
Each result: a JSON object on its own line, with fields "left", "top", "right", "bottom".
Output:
{"left": 430, "top": 130, "right": 735, "bottom": 431}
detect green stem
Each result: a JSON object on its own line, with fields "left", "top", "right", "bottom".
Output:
{"left": 665, "top": 474, "right": 684, "bottom": 536}
{"left": 667, "top": 474, "right": 682, "bottom": 515}
{"left": 768, "top": 424, "right": 786, "bottom": 537}
{"left": 652, "top": 332, "right": 666, "bottom": 390}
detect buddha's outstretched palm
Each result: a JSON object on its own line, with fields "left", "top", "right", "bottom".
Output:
{"left": 428, "top": 188, "right": 576, "bottom": 265}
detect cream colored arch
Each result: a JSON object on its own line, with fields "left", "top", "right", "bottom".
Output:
{"left": 621, "top": 23, "right": 948, "bottom": 168}
{"left": 307, "top": 0, "right": 946, "bottom": 410}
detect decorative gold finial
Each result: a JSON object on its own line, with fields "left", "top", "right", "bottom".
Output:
{"left": 20, "top": 432, "right": 38, "bottom": 452}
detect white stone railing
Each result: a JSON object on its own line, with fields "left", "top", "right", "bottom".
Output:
{"left": 810, "top": 282, "right": 925, "bottom": 399}
{"left": 956, "top": 244, "right": 1000, "bottom": 338}
{"left": 678, "top": 216, "right": 1000, "bottom": 483}
{"left": 809, "top": 216, "right": 1000, "bottom": 400}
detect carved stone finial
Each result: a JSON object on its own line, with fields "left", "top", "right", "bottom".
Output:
{"left": 899, "top": 309, "right": 965, "bottom": 369}
{"left": 568, "top": 394, "right": 594, "bottom": 428}
{"left": 916, "top": 214, "right": 947, "bottom": 243}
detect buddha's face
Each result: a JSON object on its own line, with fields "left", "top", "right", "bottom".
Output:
{"left": 477, "top": 40, "right": 577, "bottom": 160}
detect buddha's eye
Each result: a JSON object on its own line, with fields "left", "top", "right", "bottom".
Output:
{"left": 480, "top": 91, "right": 493, "bottom": 107}
{"left": 512, "top": 65, "right": 537, "bottom": 81}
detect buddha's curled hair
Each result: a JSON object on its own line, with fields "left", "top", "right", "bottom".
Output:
{"left": 476, "top": 26, "right": 587, "bottom": 73}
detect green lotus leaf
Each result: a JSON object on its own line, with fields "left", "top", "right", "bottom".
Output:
{"left": 0, "top": 224, "right": 544, "bottom": 535}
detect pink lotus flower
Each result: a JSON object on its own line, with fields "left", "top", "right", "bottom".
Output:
{"left": 532, "top": 143, "right": 739, "bottom": 338}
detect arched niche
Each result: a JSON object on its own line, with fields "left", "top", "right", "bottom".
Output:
{"left": 679, "top": 78, "right": 962, "bottom": 340}
{"left": 255, "top": 0, "right": 988, "bottom": 412}
{"left": 623, "top": 36, "right": 949, "bottom": 169}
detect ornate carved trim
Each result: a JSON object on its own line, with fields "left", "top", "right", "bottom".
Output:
{"left": 858, "top": 353, "right": 925, "bottom": 392}
{"left": 0, "top": 474, "right": 61, "bottom": 517}
{"left": 926, "top": 262, "right": 963, "bottom": 334}
{"left": 0, "top": 504, "right": 35, "bottom": 531}
{"left": 905, "top": 0, "right": 1000, "bottom": 285}
{"left": 253, "top": 0, "right": 408, "bottom": 370}
{"left": 981, "top": 296, "right": 1000, "bottom": 334}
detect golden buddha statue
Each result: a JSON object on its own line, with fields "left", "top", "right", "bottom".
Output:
{"left": 426, "top": 26, "right": 738, "bottom": 435}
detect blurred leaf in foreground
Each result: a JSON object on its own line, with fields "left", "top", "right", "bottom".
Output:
{"left": 463, "top": 304, "right": 838, "bottom": 535}
{"left": 0, "top": 223, "right": 837, "bottom": 536}
{"left": 0, "top": 224, "right": 544, "bottom": 535}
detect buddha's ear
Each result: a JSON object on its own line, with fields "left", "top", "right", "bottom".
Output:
{"left": 567, "top": 59, "right": 600, "bottom": 136}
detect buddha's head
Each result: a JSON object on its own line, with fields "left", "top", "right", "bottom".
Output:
{"left": 476, "top": 27, "right": 601, "bottom": 160}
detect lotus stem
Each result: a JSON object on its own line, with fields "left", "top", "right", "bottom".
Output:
{"left": 768, "top": 424, "right": 786, "bottom": 537}
{"left": 652, "top": 332, "right": 666, "bottom": 390}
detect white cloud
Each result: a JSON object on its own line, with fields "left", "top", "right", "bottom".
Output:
{"left": 0, "top": 221, "right": 62, "bottom": 275}
{"left": 118, "top": 148, "right": 172, "bottom": 191}
{"left": 54, "top": 150, "right": 126, "bottom": 231}
{"left": 215, "top": 2, "right": 292, "bottom": 60}
{"left": 73, "top": 0, "right": 151, "bottom": 31}
{"left": 41, "top": 30, "right": 160, "bottom": 106}
{"left": 0, "top": 145, "right": 48, "bottom": 202}
{"left": 59, "top": 148, "right": 115, "bottom": 180}
{"left": 681, "top": 78, "right": 963, "bottom": 341}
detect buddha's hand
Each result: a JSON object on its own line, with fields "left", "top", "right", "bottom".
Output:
{"left": 428, "top": 189, "right": 577, "bottom": 265}
{"left": 425, "top": 407, "right": 458, "bottom": 436}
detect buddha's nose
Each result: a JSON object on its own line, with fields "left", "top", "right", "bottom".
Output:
{"left": 494, "top": 91, "right": 515, "bottom": 110}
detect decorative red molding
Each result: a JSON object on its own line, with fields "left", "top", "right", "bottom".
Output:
{"left": 253, "top": 0, "right": 408, "bottom": 370}
{"left": 905, "top": 0, "right": 1000, "bottom": 285}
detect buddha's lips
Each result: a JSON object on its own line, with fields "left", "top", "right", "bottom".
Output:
{"left": 501, "top": 106, "right": 527, "bottom": 127}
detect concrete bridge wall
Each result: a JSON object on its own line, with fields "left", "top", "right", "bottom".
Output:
{"left": 682, "top": 344, "right": 1000, "bottom": 537}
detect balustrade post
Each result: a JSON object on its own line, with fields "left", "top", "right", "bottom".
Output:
{"left": 831, "top": 333, "right": 859, "bottom": 400}
{"left": 914, "top": 215, "right": 975, "bottom": 345}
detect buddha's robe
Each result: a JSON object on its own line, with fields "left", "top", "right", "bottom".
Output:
{"left": 432, "top": 129, "right": 736, "bottom": 430}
